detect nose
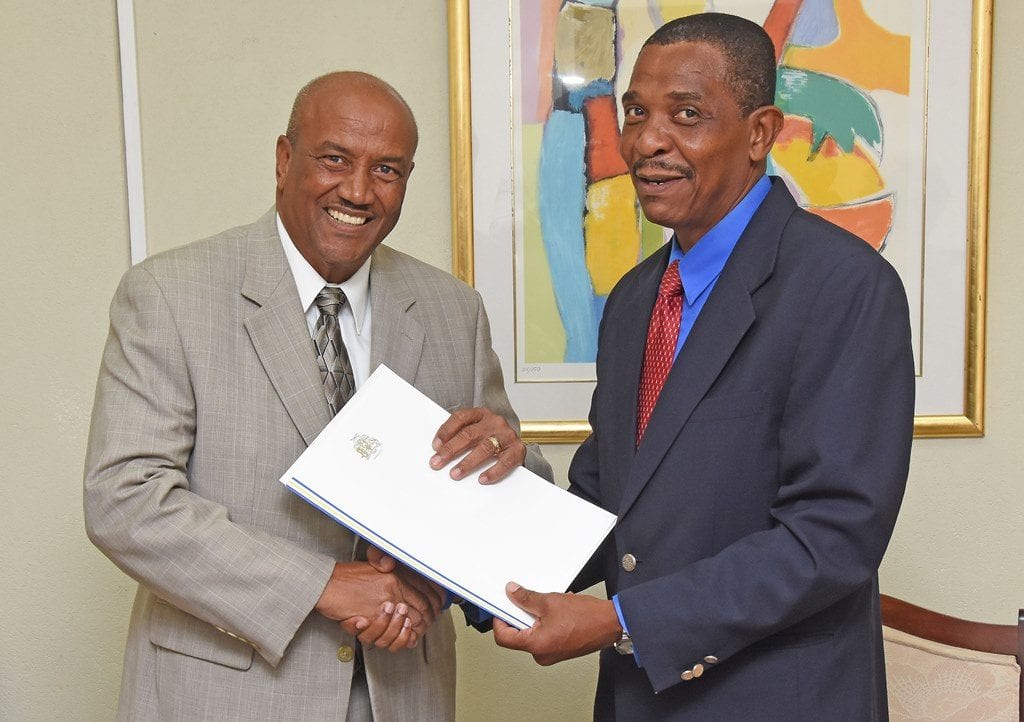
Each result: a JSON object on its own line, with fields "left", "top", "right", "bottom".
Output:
{"left": 630, "top": 119, "right": 671, "bottom": 158}
{"left": 337, "top": 168, "right": 373, "bottom": 207}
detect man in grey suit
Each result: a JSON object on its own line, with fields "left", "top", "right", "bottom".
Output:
{"left": 84, "top": 71, "right": 549, "bottom": 721}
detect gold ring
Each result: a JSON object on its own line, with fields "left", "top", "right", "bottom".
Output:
{"left": 486, "top": 435, "right": 501, "bottom": 456}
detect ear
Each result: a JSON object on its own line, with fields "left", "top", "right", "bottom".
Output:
{"left": 747, "top": 105, "right": 785, "bottom": 163}
{"left": 275, "top": 135, "right": 292, "bottom": 190}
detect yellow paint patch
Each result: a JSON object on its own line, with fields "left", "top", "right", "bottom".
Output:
{"left": 521, "top": 124, "right": 567, "bottom": 363}
{"left": 656, "top": 1, "right": 708, "bottom": 23}
{"left": 584, "top": 175, "right": 641, "bottom": 295}
{"left": 773, "top": 134, "right": 884, "bottom": 207}
{"left": 784, "top": 0, "right": 910, "bottom": 94}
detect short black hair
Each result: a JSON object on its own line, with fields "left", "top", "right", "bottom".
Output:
{"left": 644, "top": 13, "right": 776, "bottom": 116}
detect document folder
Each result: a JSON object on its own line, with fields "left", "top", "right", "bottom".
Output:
{"left": 281, "top": 365, "right": 616, "bottom": 628}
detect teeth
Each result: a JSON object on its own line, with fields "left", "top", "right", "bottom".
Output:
{"left": 327, "top": 209, "right": 367, "bottom": 225}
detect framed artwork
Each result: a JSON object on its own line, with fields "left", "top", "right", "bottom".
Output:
{"left": 448, "top": 0, "right": 990, "bottom": 442}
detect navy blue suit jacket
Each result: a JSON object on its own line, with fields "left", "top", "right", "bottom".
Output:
{"left": 569, "top": 179, "right": 914, "bottom": 720}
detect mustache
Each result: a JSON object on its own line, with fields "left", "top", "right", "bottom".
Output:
{"left": 632, "top": 159, "right": 693, "bottom": 178}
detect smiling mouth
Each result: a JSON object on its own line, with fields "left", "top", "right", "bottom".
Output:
{"left": 636, "top": 175, "right": 687, "bottom": 187}
{"left": 326, "top": 208, "right": 368, "bottom": 226}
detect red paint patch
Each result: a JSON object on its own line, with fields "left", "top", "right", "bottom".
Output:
{"left": 584, "top": 95, "right": 629, "bottom": 183}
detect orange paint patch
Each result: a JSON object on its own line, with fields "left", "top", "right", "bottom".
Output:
{"left": 763, "top": 0, "right": 803, "bottom": 62}
{"left": 784, "top": 0, "right": 910, "bottom": 95}
{"left": 811, "top": 196, "right": 894, "bottom": 250}
{"left": 584, "top": 95, "right": 629, "bottom": 183}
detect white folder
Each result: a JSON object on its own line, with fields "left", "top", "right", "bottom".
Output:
{"left": 280, "top": 365, "right": 616, "bottom": 628}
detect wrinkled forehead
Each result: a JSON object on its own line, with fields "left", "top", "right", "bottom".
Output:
{"left": 624, "top": 41, "right": 732, "bottom": 99}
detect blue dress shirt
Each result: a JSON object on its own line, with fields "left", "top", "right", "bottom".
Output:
{"left": 613, "top": 174, "right": 772, "bottom": 665}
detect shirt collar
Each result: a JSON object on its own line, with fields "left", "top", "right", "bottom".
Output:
{"left": 276, "top": 214, "right": 371, "bottom": 335}
{"left": 669, "top": 175, "right": 772, "bottom": 305}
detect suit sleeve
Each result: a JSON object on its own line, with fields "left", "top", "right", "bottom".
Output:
{"left": 617, "top": 252, "right": 915, "bottom": 692}
{"left": 83, "top": 265, "right": 334, "bottom": 667}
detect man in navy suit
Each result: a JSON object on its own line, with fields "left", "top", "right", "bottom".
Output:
{"left": 493, "top": 13, "right": 914, "bottom": 720}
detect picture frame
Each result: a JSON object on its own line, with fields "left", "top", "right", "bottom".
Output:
{"left": 448, "top": 0, "right": 990, "bottom": 443}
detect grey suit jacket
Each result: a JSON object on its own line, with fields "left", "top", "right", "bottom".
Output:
{"left": 84, "top": 209, "right": 550, "bottom": 721}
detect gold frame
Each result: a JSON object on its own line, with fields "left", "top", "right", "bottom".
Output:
{"left": 447, "top": 0, "right": 990, "bottom": 442}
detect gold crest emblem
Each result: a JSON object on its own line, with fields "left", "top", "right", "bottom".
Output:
{"left": 350, "top": 433, "right": 382, "bottom": 460}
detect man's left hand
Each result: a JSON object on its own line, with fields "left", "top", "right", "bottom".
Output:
{"left": 430, "top": 407, "right": 526, "bottom": 484}
{"left": 491, "top": 582, "right": 622, "bottom": 665}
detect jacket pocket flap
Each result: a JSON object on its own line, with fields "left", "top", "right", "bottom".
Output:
{"left": 150, "top": 600, "right": 254, "bottom": 671}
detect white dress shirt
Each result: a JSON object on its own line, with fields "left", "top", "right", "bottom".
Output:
{"left": 277, "top": 214, "right": 372, "bottom": 387}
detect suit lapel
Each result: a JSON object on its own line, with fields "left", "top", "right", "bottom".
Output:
{"left": 241, "top": 210, "right": 332, "bottom": 446}
{"left": 367, "top": 245, "right": 424, "bottom": 384}
{"left": 617, "top": 180, "right": 796, "bottom": 518}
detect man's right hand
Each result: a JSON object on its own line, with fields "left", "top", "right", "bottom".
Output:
{"left": 314, "top": 558, "right": 445, "bottom": 645}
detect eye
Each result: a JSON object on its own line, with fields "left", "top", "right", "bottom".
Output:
{"left": 675, "top": 108, "right": 700, "bottom": 124}
{"left": 622, "top": 105, "right": 645, "bottom": 122}
{"left": 374, "top": 164, "right": 403, "bottom": 180}
{"left": 319, "top": 154, "right": 347, "bottom": 168}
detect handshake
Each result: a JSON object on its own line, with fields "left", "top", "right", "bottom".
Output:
{"left": 316, "top": 404, "right": 522, "bottom": 652}
{"left": 314, "top": 545, "right": 449, "bottom": 652}
{"left": 310, "top": 405, "right": 622, "bottom": 664}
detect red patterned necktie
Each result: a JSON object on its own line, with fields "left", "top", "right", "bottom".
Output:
{"left": 636, "top": 259, "right": 683, "bottom": 446}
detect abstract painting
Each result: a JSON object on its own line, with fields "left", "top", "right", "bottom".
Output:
{"left": 451, "top": 0, "right": 989, "bottom": 440}
{"left": 514, "top": 0, "right": 921, "bottom": 379}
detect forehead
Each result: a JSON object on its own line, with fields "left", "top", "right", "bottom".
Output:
{"left": 625, "top": 41, "right": 732, "bottom": 100}
{"left": 298, "top": 84, "right": 416, "bottom": 155}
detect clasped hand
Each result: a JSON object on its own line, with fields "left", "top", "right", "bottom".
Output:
{"left": 316, "top": 547, "right": 444, "bottom": 652}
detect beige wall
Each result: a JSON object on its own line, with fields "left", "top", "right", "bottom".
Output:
{"left": 2, "top": 2, "right": 1020, "bottom": 719}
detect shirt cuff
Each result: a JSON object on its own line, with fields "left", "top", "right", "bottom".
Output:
{"left": 612, "top": 594, "right": 642, "bottom": 667}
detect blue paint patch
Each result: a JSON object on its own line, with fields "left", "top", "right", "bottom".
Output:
{"left": 592, "top": 294, "right": 607, "bottom": 328}
{"left": 567, "top": 79, "right": 615, "bottom": 112}
{"left": 538, "top": 110, "right": 598, "bottom": 362}
{"left": 790, "top": 0, "right": 839, "bottom": 48}
{"left": 574, "top": 0, "right": 616, "bottom": 7}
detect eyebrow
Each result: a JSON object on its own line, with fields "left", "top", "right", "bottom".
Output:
{"left": 621, "top": 90, "right": 704, "bottom": 104}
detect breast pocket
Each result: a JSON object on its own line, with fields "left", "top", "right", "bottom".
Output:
{"left": 688, "top": 389, "right": 771, "bottom": 423}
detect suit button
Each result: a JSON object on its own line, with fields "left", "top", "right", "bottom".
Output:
{"left": 337, "top": 645, "right": 355, "bottom": 663}
{"left": 621, "top": 553, "right": 637, "bottom": 572}
{"left": 681, "top": 669, "right": 694, "bottom": 681}
{"left": 704, "top": 655, "right": 718, "bottom": 665}
{"left": 692, "top": 663, "right": 704, "bottom": 678}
